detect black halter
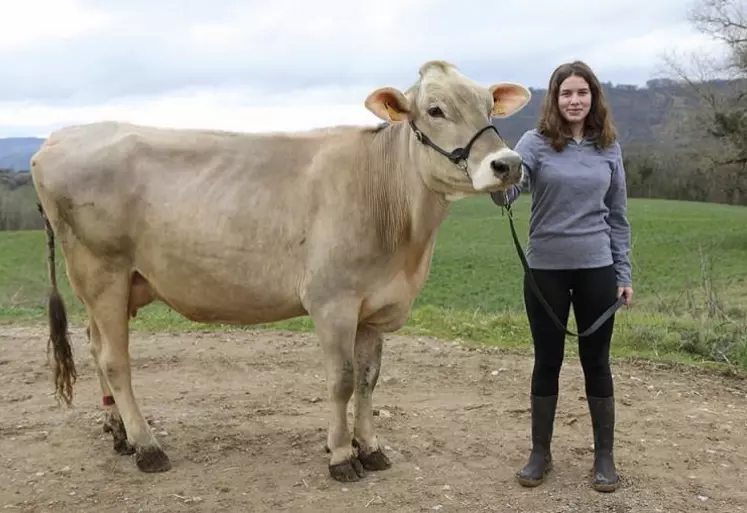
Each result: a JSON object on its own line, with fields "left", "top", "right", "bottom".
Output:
{"left": 408, "top": 119, "right": 502, "bottom": 176}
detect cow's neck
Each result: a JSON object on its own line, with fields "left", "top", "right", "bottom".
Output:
{"left": 364, "top": 122, "right": 451, "bottom": 254}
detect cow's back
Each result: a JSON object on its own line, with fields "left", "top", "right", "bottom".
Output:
{"left": 31, "top": 121, "right": 337, "bottom": 256}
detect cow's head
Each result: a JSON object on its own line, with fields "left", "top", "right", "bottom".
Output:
{"left": 364, "top": 60, "right": 530, "bottom": 198}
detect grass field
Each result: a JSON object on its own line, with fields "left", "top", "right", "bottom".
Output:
{"left": 2, "top": 196, "right": 747, "bottom": 372}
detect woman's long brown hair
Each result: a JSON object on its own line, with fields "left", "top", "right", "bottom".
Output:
{"left": 537, "top": 60, "right": 617, "bottom": 151}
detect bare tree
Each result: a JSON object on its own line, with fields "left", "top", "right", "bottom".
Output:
{"left": 657, "top": 0, "right": 747, "bottom": 203}
{"left": 690, "top": 0, "right": 747, "bottom": 74}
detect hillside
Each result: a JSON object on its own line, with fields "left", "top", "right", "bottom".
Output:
{"left": 0, "top": 79, "right": 741, "bottom": 172}
{"left": 0, "top": 137, "right": 45, "bottom": 171}
{"left": 491, "top": 78, "right": 741, "bottom": 146}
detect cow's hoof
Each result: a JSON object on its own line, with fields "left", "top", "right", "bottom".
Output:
{"left": 359, "top": 448, "right": 392, "bottom": 471}
{"left": 135, "top": 446, "right": 172, "bottom": 473}
{"left": 329, "top": 457, "right": 366, "bottom": 482}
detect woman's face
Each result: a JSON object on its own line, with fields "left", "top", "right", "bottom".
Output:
{"left": 557, "top": 74, "right": 591, "bottom": 125}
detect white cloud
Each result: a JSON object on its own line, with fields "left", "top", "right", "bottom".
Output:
{"left": 0, "top": 0, "right": 733, "bottom": 138}
{"left": 0, "top": 0, "right": 112, "bottom": 51}
{"left": 0, "top": 84, "right": 383, "bottom": 136}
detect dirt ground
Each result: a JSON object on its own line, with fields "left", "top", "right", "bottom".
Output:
{"left": 1, "top": 324, "right": 746, "bottom": 513}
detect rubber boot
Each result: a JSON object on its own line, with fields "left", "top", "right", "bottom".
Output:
{"left": 587, "top": 395, "right": 620, "bottom": 492}
{"left": 517, "top": 395, "right": 558, "bottom": 487}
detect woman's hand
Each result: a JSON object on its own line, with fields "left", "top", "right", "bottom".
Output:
{"left": 617, "top": 286, "right": 634, "bottom": 306}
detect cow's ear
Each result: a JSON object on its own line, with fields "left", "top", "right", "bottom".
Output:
{"left": 489, "top": 82, "right": 531, "bottom": 118}
{"left": 365, "top": 87, "right": 411, "bottom": 122}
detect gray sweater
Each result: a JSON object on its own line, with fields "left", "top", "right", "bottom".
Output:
{"left": 492, "top": 129, "right": 632, "bottom": 287}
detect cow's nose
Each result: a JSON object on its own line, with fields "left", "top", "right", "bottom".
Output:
{"left": 490, "top": 160, "right": 510, "bottom": 176}
{"left": 490, "top": 152, "right": 522, "bottom": 177}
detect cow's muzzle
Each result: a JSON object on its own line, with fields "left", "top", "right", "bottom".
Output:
{"left": 490, "top": 151, "right": 522, "bottom": 180}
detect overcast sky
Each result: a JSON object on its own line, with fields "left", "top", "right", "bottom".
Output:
{"left": 0, "top": 0, "right": 727, "bottom": 138}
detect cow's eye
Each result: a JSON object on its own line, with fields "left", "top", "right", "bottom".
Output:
{"left": 427, "top": 106, "right": 444, "bottom": 118}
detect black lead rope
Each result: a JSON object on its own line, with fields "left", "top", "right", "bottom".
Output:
{"left": 503, "top": 202, "right": 625, "bottom": 338}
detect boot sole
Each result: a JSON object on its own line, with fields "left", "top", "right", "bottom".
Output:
{"left": 592, "top": 480, "right": 619, "bottom": 492}
{"left": 517, "top": 476, "right": 544, "bottom": 487}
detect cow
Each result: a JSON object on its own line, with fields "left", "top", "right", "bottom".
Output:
{"left": 31, "top": 60, "right": 530, "bottom": 482}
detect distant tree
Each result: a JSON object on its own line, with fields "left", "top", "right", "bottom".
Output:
{"left": 659, "top": 0, "right": 747, "bottom": 203}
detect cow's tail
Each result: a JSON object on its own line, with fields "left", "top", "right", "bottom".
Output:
{"left": 37, "top": 203, "right": 77, "bottom": 406}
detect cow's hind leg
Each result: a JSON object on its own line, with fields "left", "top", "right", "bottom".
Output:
{"left": 86, "top": 321, "right": 134, "bottom": 455}
{"left": 313, "top": 299, "right": 365, "bottom": 482}
{"left": 87, "top": 271, "right": 170, "bottom": 473}
{"left": 352, "top": 325, "right": 391, "bottom": 471}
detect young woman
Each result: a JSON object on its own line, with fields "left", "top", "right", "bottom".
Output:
{"left": 492, "top": 60, "right": 633, "bottom": 492}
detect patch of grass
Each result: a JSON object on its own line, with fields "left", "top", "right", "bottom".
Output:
{"left": 403, "top": 306, "right": 747, "bottom": 372}
{"left": 2, "top": 197, "right": 747, "bottom": 373}
{"left": 418, "top": 196, "right": 747, "bottom": 314}
{"left": 0, "top": 181, "right": 43, "bottom": 231}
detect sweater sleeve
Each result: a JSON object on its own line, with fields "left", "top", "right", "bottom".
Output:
{"left": 605, "top": 143, "right": 633, "bottom": 287}
{"left": 489, "top": 130, "right": 537, "bottom": 207}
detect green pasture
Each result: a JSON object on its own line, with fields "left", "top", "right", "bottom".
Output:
{"left": 2, "top": 196, "right": 746, "bottom": 372}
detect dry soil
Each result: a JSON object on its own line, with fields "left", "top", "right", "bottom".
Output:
{"left": 1, "top": 324, "right": 746, "bottom": 512}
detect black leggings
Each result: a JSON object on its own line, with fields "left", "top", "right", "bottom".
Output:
{"left": 523, "top": 265, "right": 618, "bottom": 398}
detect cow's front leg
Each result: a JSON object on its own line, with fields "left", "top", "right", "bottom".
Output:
{"left": 352, "top": 325, "right": 392, "bottom": 471}
{"left": 313, "top": 299, "right": 365, "bottom": 482}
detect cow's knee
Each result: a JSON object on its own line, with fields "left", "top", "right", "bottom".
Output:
{"left": 331, "top": 358, "right": 355, "bottom": 399}
{"left": 354, "top": 328, "right": 383, "bottom": 393}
